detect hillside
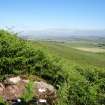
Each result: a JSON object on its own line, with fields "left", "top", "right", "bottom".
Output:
{"left": 31, "top": 41, "right": 105, "bottom": 105}
{"left": 32, "top": 41, "right": 105, "bottom": 68}
{"left": 0, "top": 30, "right": 66, "bottom": 104}
{"left": 0, "top": 30, "right": 105, "bottom": 105}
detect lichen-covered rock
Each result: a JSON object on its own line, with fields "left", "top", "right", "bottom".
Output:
{"left": 0, "top": 76, "right": 57, "bottom": 105}
{"left": 34, "top": 81, "right": 57, "bottom": 105}
{"left": 4, "top": 82, "right": 26, "bottom": 100}
{"left": 4, "top": 76, "right": 21, "bottom": 85}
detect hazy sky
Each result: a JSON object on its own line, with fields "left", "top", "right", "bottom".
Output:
{"left": 0, "top": 0, "right": 105, "bottom": 31}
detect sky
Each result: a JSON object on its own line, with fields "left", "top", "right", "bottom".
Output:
{"left": 0, "top": 0, "right": 105, "bottom": 31}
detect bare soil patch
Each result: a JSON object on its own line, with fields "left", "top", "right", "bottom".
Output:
{"left": 73, "top": 47, "right": 105, "bottom": 53}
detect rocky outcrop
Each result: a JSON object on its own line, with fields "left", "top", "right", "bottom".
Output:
{"left": 35, "top": 81, "right": 57, "bottom": 105}
{"left": 0, "top": 76, "right": 57, "bottom": 105}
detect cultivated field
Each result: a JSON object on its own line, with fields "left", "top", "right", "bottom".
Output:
{"left": 34, "top": 41, "right": 105, "bottom": 68}
{"left": 73, "top": 47, "right": 105, "bottom": 53}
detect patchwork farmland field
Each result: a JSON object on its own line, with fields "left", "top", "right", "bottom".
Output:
{"left": 33, "top": 41, "right": 105, "bottom": 68}
{"left": 73, "top": 47, "right": 105, "bottom": 53}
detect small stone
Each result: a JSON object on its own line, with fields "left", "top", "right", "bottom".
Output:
{"left": 38, "top": 88, "right": 46, "bottom": 93}
{"left": 39, "top": 99, "right": 47, "bottom": 103}
{"left": 17, "top": 99, "right": 21, "bottom": 102}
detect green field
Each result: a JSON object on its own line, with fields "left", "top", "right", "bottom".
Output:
{"left": 33, "top": 41, "right": 105, "bottom": 68}
{"left": 31, "top": 41, "right": 105, "bottom": 105}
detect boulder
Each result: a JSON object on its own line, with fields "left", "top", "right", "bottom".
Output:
{"left": 0, "top": 76, "right": 57, "bottom": 105}
{"left": 4, "top": 82, "right": 26, "bottom": 100}
{"left": 34, "top": 81, "right": 57, "bottom": 104}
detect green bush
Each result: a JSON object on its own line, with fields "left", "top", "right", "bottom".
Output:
{"left": 57, "top": 65, "right": 105, "bottom": 105}
{"left": 0, "top": 30, "right": 66, "bottom": 88}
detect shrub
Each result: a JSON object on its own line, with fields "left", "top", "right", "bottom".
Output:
{"left": 0, "top": 30, "right": 66, "bottom": 88}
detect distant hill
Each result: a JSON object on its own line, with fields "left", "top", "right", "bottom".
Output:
{"left": 19, "top": 29, "right": 105, "bottom": 42}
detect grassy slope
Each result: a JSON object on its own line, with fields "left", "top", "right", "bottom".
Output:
{"left": 31, "top": 41, "right": 105, "bottom": 105}
{"left": 1, "top": 31, "right": 105, "bottom": 105}
{"left": 0, "top": 30, "right": 65, "bottom": 88}
{"left": 32, "top": 41, "right": 105, "bottom": 68}
{"left": 12, "top": 39, "right": 105, "bottom": 105}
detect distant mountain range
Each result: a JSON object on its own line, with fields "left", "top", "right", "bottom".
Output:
{"left": 18, "top": 29, "right": 105, "bottom": 41}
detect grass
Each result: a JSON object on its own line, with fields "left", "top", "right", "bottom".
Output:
{"left": 1, "top": 30, "right": 105, "bottom": 105}
{"left": 32, "top": 41, "right": 105, "bottom": 68}
{"left": 26, "top": 40, "right": 105, "bottom": 105}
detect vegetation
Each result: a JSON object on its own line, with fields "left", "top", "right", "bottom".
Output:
{"left": 32, "top": 41, "right": 105, "bottom": 105}
{"left": 22, "top": 81, "right": 34, "bottom": 102}
{"left": 0, "top": 96, "right": 8, "bottom": 105}
{"left": 0, "top": 30, "right": 105, "bottom": 105}
{"left": 0, "top": 30, "right": 66, "bottom": 88}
